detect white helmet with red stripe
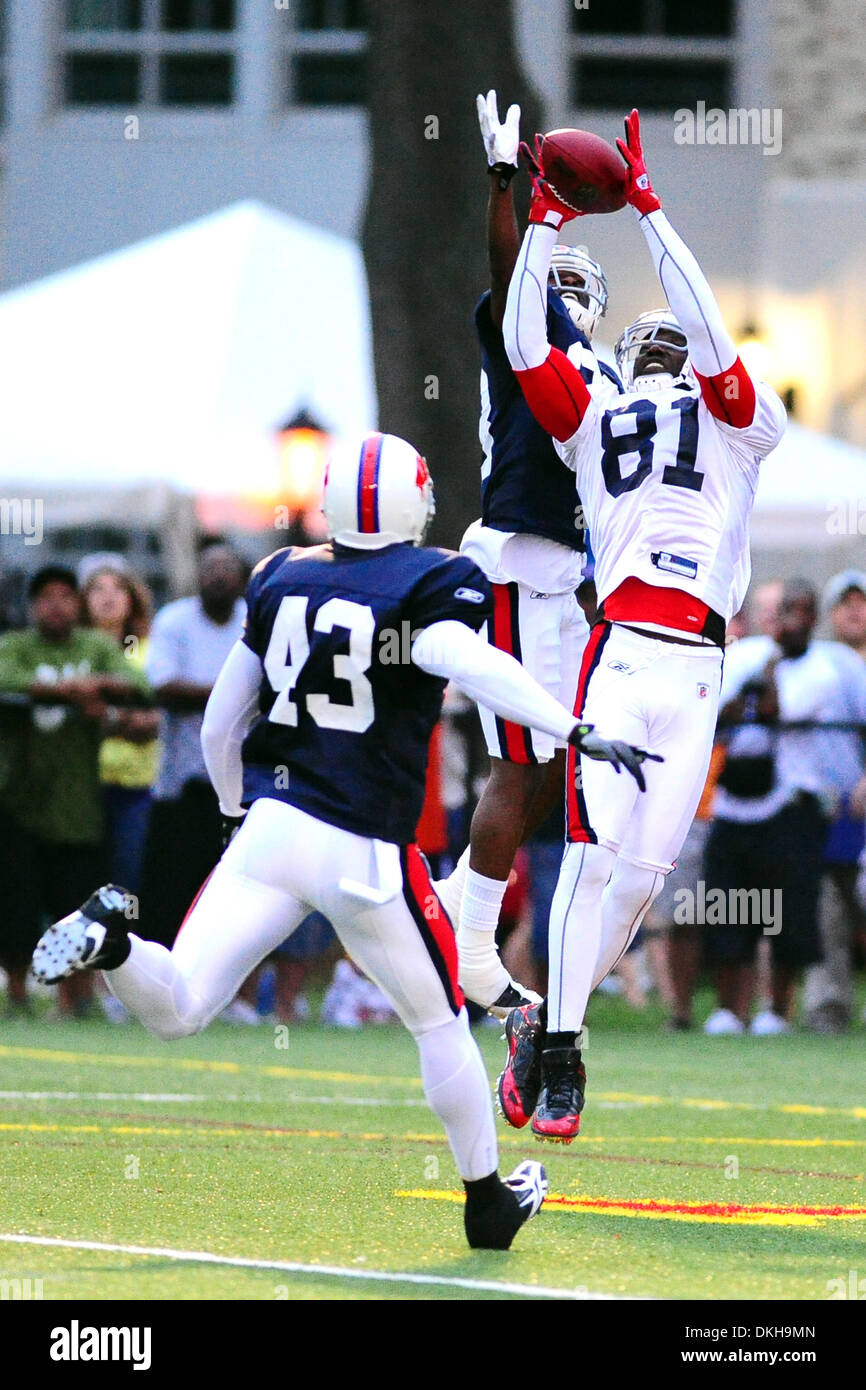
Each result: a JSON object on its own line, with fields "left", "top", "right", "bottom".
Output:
{"left": 323, "top": 431, "right": 436, "bottom": 550}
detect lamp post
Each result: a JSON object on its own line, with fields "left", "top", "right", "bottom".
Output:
{"left": 276, "top": 409, "right": 331, "bottom": 538}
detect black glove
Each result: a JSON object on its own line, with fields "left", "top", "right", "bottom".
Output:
{"left": 568, "top": 722, "right": 664, "bottom": 793}
{"left": 220, "top": 813, "right": 246, "bottom": 851}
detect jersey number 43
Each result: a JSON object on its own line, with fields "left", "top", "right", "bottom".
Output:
{"left": 263, "top": 595, "right": 375, "bottom": 733}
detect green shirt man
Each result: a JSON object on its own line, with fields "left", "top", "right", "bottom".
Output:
{"left": 0, "top": 568, "right": 150, "bottom": 845}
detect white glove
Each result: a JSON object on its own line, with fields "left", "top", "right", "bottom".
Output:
{"left": 476, "top": 88, "right": 521, "bottom": 170}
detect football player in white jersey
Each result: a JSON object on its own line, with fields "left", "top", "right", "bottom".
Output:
{"left": 435, "top": 90, "right": 621, "bottom": 1019}
{"left": 496, "top": 110, "right": 787, "bottom": 1142}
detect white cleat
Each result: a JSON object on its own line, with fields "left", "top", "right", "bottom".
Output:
{"left": 703, "top": 1007, "right": 746, "bottom": 1036}
{"left": 31, "top": 885, "right": 131, "bottom": 986}
{"left": 464, "top": 1158, "right": 548, "bottom": 1249}
{"left": 504, "top": 1159, "right": 549, "bottom": 1222}
{"left": 749, "top": 1009, "right": 792, "bottom": 1036}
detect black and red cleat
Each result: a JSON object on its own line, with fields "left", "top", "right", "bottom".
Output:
{"left": 496, "top": 1002, "right": 545, "bottom": 1129}
{"left": 531, "top": 1046, "right": 586, "bottom": 1145}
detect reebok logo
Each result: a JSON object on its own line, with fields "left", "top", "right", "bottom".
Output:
{"left": 454, "top": 587, "right": 485, "bottom": 603}
{"left": 50, "top": 1320, "right": 152, "bottom": 1371}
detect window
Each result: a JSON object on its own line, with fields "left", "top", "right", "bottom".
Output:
{"left": 572, "top": 0, "right": 734, "bottom": 39}
{"left": 65, "top": 54, "right": 141, "bottom": 104}
{"left": 295, "top": 0, "right": 365, "bottom": 29}
{"left": 66, "top": 0, "right": 143, "bottom": 30}
{"left": 570, "top": 0, "right": 735, "bottom": 111}
{"left": 61, "top": 0, "right": 237, "bottom": 107}
{"left": 161, "top": 1, "right": 234, "bottom": 33}
{"left": 159, "top": 53, "right": 233, "bottom": 104}
{"left": 282, "top": 0, "right": 367, "bottom": 107}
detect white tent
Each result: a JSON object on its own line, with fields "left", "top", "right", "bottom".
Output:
{"left": 751, "top": 420, "right": 866, "bottom": 547}
{"left": 0, "top": 200, "right": 377, "bottom": 494}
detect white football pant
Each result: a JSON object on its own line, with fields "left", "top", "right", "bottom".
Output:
{"left": 106, "top": 797, "right": 498, "bottom": 1181}
{"left": 549, "top": 622, "right": 723, "bottom": 1033}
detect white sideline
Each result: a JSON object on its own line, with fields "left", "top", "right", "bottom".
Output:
{"left": 0, "top": 1092, "right": 206, "bottom": 1102}
{"left": 0, "top": 1089, "right": 429, "bottom": 1107}
{"left": 0, "top": 1233, "right": 627, "bottom": 1300}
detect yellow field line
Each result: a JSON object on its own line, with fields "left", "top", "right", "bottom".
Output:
{"left": 4, "top": 1119, "right": 866, "bottom": 1157}
{"left": 586, "top": 1134, "right": 866, "bottom": 1149}
{"left": 595, "top": 1090, "right": 866, "bottom": 1119}
{"left": 2, "top": 1045, "right": 864, "bottom": 1119}
{"left": 0, "top": 1121, "right": 392, "bottom": 1141}
{"left": 0, "top": 1045, "right": 421, "bottom": 1088}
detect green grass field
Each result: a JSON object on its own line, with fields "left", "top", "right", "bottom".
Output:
{"left": 1, "top": 997, "right": 864, "bottom": 1301}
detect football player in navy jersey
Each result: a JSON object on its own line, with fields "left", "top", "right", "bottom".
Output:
{"left": 32, "top": 431, "right": 656, "bottom": 1251}
{"left": 436, "top": 90, "right": 622, "bottom": 1017}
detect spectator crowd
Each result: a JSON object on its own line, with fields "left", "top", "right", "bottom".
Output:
{"left": 1, "top": 546, "right": 866, "bottom": 1036}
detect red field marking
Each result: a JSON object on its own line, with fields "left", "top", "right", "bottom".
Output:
{"left": 397, "top": 1189, "right": 866, "bottom": 1228}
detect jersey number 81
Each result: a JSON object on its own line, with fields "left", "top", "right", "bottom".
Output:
{"left": 601, "top": 397, "right": 702, "bottom": 498}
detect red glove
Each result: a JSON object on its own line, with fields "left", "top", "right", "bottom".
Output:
{"left": 616, "top": 109, "right": 661, "bottom": 216}
{"left": 519, "top": 134, "right": 581, "bottom": 230}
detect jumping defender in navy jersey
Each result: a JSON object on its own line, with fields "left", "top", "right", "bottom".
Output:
{"left": 435, "top": 90, "right": 622, "bottom": 1016}
{"left": 32, "top": 431, "right": 655, "bottom": 1251}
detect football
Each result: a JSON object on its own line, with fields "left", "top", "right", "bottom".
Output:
{"left": 541, "top": 127, "right": 628, "bottom": 215}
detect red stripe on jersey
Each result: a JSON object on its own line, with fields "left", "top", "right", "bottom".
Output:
{"left": 404, "top": 844, "right": 464, "bottom": 1013}
{"left": 515, "top": 346, "right": 592, "bottom": 443}
{"left": 491, "top": 584, "right": 530, "bottom": 762}
{"left": 694, "top": 356, "right": 756, "bottom": 428}
{"left": 602, "top": 577, "right": 714, "bottom": 637}
{"left": 565, "top": 622, "right": 610, "bottom": 843}
{"left": 358, "top": 433, "right": 382, "bottom": 532}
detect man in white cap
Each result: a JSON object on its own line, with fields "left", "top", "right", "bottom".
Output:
{"left": 804, "top": 571, "right": 866, "bottom": 1031}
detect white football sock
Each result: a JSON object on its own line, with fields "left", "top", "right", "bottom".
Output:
{"left": 456, "top": 866, "right": 511, "bottom": 1004}
{"left": 417, "top": 1010, "right": 498, "bottom": 1181}
{"left": 432, "top": 846, "right": 470, "bottom": 928}
{"left": 458, "top": 866, "right": 509, "bottom": 939}
{"left": 547, "top": 841, "right": 616, "bottom": 1033}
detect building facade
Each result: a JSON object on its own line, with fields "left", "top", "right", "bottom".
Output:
{"left": 0, "top": 0, "right": 863, "bottom": 444}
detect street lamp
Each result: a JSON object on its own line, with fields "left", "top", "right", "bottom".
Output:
{"left": 276, "top": 409, "right": 330, "bottom": 515}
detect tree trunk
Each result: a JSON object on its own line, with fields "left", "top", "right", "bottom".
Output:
{"left": 362, "top": 1, "right": 542, "bottom": 548}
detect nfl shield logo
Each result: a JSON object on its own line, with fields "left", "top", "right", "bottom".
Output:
{"left": 697, "top": 682, "right": 709, "bottom": 699}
